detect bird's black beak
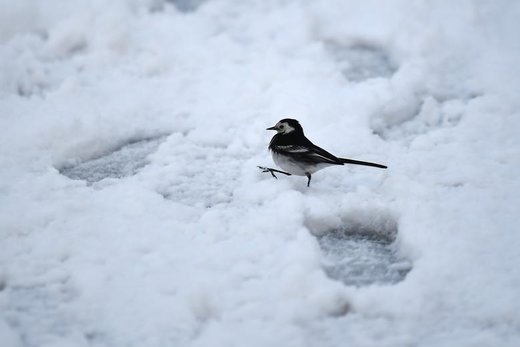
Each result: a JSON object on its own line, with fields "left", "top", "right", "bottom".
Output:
{"left": 266, "top": 126, "right": 277, "bottom": 131}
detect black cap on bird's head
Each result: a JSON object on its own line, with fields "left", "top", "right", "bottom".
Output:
{"left": 266, "top": 118, "right": 304, "bottom": 135}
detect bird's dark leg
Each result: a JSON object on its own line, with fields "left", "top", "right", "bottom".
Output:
{"left": 306, "top": 173, "right": 311, "bottom": 187}
{"left": 258, "top": 166, "right": 291, "bottom": 179}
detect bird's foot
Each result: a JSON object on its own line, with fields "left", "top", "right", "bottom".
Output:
{"left": 257, "top": 166, "right": 291, "bottom": 179}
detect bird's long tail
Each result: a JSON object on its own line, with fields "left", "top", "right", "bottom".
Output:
{"left": 340, "top": 158, "right": 387, "bottom": 169}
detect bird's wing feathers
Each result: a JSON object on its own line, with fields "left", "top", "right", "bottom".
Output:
{"left": 273, "top": 144, "right": 343, "bottom": 165}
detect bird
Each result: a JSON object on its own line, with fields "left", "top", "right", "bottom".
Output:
{"left": 259, "top": 118, "right": 387, "bottom": 187}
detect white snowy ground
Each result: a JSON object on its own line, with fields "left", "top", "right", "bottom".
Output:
{"left": 1, "top": 0, "right": 520, "bottom": 346}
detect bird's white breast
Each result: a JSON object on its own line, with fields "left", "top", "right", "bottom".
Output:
{"left": 272, "top": 152, "right": 333, "bottom": 176}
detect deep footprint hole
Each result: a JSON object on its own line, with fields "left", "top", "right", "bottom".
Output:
{"left": 324, "top": 41, "right": 397, "bottom": 82}
{"left": 312, "top": 210, "right": 411, "bottom": 286}
{"left": 59, "top": 135, "right": 167, "bottom": 184}
{"left": 167, "top": 0, "right": 206, "bottom": 12}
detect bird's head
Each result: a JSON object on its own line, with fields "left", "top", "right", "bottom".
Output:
{"left": 266, "top": 118, "right": 303, "bottom": 135}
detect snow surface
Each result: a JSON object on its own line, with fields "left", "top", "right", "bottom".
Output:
{"left": 1, "top": 0, "right": 520, "bottom": 346}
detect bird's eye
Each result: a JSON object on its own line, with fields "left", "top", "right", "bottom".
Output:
{"left": 279, "top": 124, "right": 284, "bottom": 129}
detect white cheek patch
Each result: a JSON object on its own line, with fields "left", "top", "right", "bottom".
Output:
{"left": 281, "top": 123, "right": 295, "bottom": 134}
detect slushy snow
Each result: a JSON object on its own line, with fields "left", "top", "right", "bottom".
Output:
{"left": 1, "top": 0, "right": 520, "bottom": 346}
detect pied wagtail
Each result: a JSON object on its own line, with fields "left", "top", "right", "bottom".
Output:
{"left": 259, "top": 118, "right": 387, "bottom": 187}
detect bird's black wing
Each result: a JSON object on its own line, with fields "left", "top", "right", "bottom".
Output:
{"left": 305, "top": 140, "right": 344, "bottom": 164}
{"left": 273, "top": 143, "right": 343, "bottom": 165}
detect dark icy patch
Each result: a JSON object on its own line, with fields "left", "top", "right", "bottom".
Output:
{"left": 325, "top": 41, "right": 397, "bottom": 82}
{"left": 60, "top": 136, "right": 166, "bottom": 184}
{"left": 315, "top": 213, "right": 411, "bottom": 286}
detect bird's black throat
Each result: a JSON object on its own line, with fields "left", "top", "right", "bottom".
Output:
{"left": 269, "top": 130, "right": 309, "bottom": 152}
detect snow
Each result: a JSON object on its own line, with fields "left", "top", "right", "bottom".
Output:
{"left": 1, "top": 0, "right": 520, "bottom": 346}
